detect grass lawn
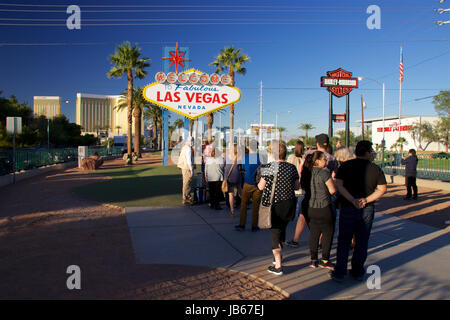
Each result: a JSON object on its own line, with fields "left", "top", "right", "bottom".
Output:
{"left": 73, "top": 164, "right": 201, "bottom": 208}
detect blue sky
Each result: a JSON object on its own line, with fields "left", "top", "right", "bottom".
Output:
{"left": 0, "top": 0, "right": 449, "bottom": 139}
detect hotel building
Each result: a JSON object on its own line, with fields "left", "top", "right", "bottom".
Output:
{"left": 76, "top": 93, "right": 143, "bottom": 136}
{"left": 33, "top": 96, "right": 61, "bottom": 119}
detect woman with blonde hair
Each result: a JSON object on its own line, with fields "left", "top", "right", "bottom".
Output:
{"left": 205, "top": 147, "right": 225, "bottom": 210}
{"left": 335, "top": 147, "right": 355, "bottom": 166}
{"left": 224, "top": 144, "right": 242, "bottom": 216}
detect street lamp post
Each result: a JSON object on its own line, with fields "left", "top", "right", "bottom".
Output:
{"left": 358, "top": 77, "right": 386, "bottom": 168}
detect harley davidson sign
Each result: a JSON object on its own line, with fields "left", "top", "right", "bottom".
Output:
{"left": 143, "top": 68, "right": 241, "bottom": 120}
{"left": 321, "top": 68, "right": 358, "bottom": 98}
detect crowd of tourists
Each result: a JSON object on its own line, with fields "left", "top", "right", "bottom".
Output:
{"left": 177, "top": 133, "right": 394, "bottom": 282}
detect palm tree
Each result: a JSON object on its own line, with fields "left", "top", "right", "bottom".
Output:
{"left": 299, "top": 123, "right": 315, "bottom": 147}
{"left": 115, "top": 125, "right": 122, "bottom": 135}
{"left": 206, "top": 112, "right": 214, "bottom": 142}
{"left": 144, "top": 104, "right": 162, "bottom": 150}
{"left": 395, "top": 137, "right": 407, "bottom": 154}
{"left": 107, "top": 41, "right": 150, "bottom": 158}
{"left": 116, "top": 87, "right": 150, "bottom": 157}
{"left": 210, "top": 46, "right": 250, "bottom": 139}
{"left": 172, "top": 118, "right": 184, "bottom": 143}
{"left": 277, "top": 127, "right": 286, "bottom": 141}
{"left": 168, "top": 124, "right": 176, "bottom": 148}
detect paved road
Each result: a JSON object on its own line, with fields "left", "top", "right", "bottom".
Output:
{"left": 125, "top": 204, "right": 450, "bottom": 300}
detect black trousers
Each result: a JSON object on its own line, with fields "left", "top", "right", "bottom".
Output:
{"left": 208, "top": 181, "right": 222, "bottom": 208}
{"left": 405, "top": 176, "right": 418, "bottom": 198}
{"left": 270, "top": 199, "right": 296, "bottom": 250}
{"left": 308, "top": 206, "right": 335, "bottom": 261}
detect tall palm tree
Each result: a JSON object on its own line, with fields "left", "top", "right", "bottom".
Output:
{"left": 115, "top": 125, "right": 122, "bottom": 135}
{"left": 299, "top": 123, "right": 315, "bottom": 147}
{"left": 395, "top": 137, "right": 407, "bottom": 154}
{"left": 168, "top": 124, "right": 176, "bottom": 148}
{"left": 173, "top": 118, "right": 184, "bottom": 143}
{"left": 210, "top": 46, "right": 250, "bottom": 139}
{"left": 107, "top": 41, "right": 150, "bottom": 157}
{"left": 116, "top": 87, "right": 150, "bottom": 157}
{"left": 277, "top": 127, "right": 286, "bottom": 141}
{"left": 206, "top": 112, "right": 214, "bottom": 142}
{"left": 144, "top": 104, "right": 162, "bottom": 150}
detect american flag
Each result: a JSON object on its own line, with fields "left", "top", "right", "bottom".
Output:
{"left": 399, "top": 47, "right": 404, "bottom": 83}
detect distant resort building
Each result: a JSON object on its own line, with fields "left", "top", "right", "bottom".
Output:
{"left": 33, "top": 96, "right": 61, "bottom": 119}
{"left": 76, "top": 93, "right": 143, "bottom": 137}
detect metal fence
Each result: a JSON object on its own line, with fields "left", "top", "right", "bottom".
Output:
{"left": 0, "top": 146, "right": 123, "bottom": 176}
{"left": 376, "top": 152, "right": 450, "bottom": 182}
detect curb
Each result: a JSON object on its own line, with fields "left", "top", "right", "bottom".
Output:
{"left": 0, "top": 161, "right": 78, "bottom": 188}
{"left": 0, "top": 155, "right": 123, "bottom": 189}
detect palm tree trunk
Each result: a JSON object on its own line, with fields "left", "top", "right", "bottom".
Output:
{"left": 152, "top": 117, "right": 157, "bottom": 149}
{"left": 133, "top": 107, "right": 142, "bottom": 157}
{"left": 158, "top": 121, "right": 162, "bottom": 151}
{"left": 229, "top": 69, "right": 235, "bottom": 142}
{"left": 127, "top": 69, "right": 134, "bottom": 158}
{"left": 305, "top": 131, "right": 308, "bottom": 147}
{"left": 206, "top": 113, "right": 214, "bottom": 142}
{"left": 189, "top": 119, "right": 194, "bottom": 137}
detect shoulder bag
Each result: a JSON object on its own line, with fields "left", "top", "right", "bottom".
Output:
{"left": 258, "top": 168, "right": 278, "bottom": 229}
{"left": 221, "top": 158, "right": 236, "bottom": 193}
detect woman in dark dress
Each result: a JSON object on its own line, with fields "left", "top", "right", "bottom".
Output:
{"left": 224, "top": 144, "right": 242, "bottom": 217}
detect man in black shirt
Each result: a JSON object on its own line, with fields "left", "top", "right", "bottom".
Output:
{"left": 330, "top": 140, "right": 387, "bottom": 282}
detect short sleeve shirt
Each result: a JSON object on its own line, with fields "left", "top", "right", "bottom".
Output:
{"left": 261, "top": 161, "right": 299, "bottom": 206}
{"left": 309, "top": 167, "right": 332, "bottom": 208}
{"left": 243, "top": 153, "right": 261, "bottom": 185}
{"left": 336, "top": 158, "right": 387, "bottom": 208}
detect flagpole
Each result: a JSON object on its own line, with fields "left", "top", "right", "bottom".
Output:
{"left": 398, "top": 46, "right": 403, "bottom": 140}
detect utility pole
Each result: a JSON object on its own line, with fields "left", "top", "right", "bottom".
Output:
{"left": 398, "top": 46, "right": 403, "bottom": 140}
{"left": 345, "top": 94, "right": 350, "bottom": 148}
{"left": 361, "top": 94, "right": 365, "bottom": 140}
{"left": 275, "top": 112, "right": 278, "bottom": 133}
{"left": 259, "top": 81, "right": 263, "bottom": 147}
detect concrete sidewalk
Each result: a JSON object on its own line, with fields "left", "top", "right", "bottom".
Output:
{"left": 125, "top": 204, "right": 450, "bottom": 300}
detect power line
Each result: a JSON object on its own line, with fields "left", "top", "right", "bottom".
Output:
{"left": 0, "top": 22, "right": 374, "bottom": 26}
{"left": 1, "top": 39, "right": 447, "bottom": 46}
{"left": 0, "top": 3, "right": 431, "bottom": 10}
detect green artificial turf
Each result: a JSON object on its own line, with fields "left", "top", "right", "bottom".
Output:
{"left": 73, "top": 164, "right": 200, "bottom": 208}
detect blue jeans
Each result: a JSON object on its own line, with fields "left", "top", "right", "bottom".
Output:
{"left": 295, "top": 196, "right": 304, "bottom": 216}
{"left": 334, "top": 205, "right": 375, "bottom": 278}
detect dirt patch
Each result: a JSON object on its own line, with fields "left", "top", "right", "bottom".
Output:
{"left": 0, "top": 153, "right": 286, "bottom": 300}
